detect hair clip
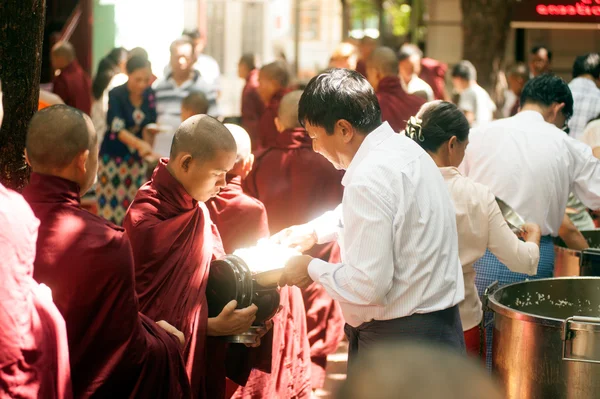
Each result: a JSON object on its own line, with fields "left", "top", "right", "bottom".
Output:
{"left": 406, "top": 116, "right": 424, "bottom": 142}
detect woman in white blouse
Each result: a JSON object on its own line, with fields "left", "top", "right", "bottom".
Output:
{"left": 406, "top": 100, "right": 542, "bottom": 359}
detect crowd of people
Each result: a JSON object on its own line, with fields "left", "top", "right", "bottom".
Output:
{"left": 2, "top": 27, "right": 600, "bottom": 399}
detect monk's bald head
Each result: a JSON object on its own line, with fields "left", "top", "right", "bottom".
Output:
{"left": 170, "top": 115, "right": 236, "bottom": 163}
{"left": 259, "top": 61, "right": 290, "bottom": 88}
{"left": 51, "top": 41, "right": 76, "bottom": 67}
{"left": 367, "top": 47, "right": 399, "bottom": 76}
{"left": 27, "top": 105, "right": 96, "bottom": 170}
{"left": 224, "top": 124, "right": 251, "bottom": 163}
{"left": 278, "top": 90, "right": 303, "bottom": 130}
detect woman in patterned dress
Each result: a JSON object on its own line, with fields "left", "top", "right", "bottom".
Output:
{"left": 97, "top": 56, "right": 158, "bottom": 225}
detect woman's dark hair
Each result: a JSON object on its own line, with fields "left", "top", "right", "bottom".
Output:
{"left": 126, "top": 56, "right": 151, "bottom": 75}
{"left": 298, "top": 68, "right": 381, "bottom": 135}
{"left": 572, "top": 53, "right": 600, "bottom": 80}
{"left": 520, "top": 74, "right": 574, "bottom": 120}
{"left": 531, "top": 45, "right": 553, "bottom": 61}
{"left": 451, "top": 60, "right": 477, "bottom": 81}
{"left": 406, "top": 101, "right": 469, "bottom": 152}
{"left": 92, "top": 47, "right": 127, "bottom": 100}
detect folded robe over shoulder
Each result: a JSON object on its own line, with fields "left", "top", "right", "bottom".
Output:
{"left": 243, "top": 127, "right": 346, "bottom": 390}
{"left": 206, "top": 178, "right": 312, "bottom": 398}
{"left": 256, "top": 88, "right": 290, "bottom": 150}
{"left": 23, "top": 173, "right": 190, "bottom": 399}
{"left": 124, "top": 159, "right": 228, "bottom": 398}
{"left": 0, "top": 183, "right": 71, "bottom": 399}
{"left": 376, "top": 76, "right": 426, "bottom": 133}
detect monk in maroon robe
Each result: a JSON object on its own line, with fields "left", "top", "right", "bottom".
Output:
{"left": 244, "top": 91, "right": 346, "bottom": 391}
{"left": 124, "top": 115, "right": 258, "bottom": 398}
{"left": 366, "top": 47, "right": 425, "bottom": 132}
{"left": 420, "top": 57, "right": 449, "bottom": 101}
{"left": 22, "top": 105, "right": 190, "bottom": 398}
{"left": 51, "top": 42, "right": 92, "bottom": 115}
{"left": 256, "top": 61, "right": 291, "bottom": 150}
{"left": 239, "top": 54, "right": 264, "bottom": 147}
{"left": 206, "top": 124, "right": 312, "bottom": 398}
{"left": 0, "top": 184, "right": 72, "bottom": 399}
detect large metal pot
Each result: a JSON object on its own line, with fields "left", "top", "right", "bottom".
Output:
{"left": 487, "top": 277, "right": 600, "bottom": 399}
{"left": 554, "top": 229, "right": 600, "bottom": 276}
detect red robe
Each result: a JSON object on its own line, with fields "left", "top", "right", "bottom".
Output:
{"left": 206, "top": 176, "right": 312, "bottom": 399}
{"left": 244, "top": 127, "right": 346, "bottom": 390}
{"left": 241, "top": 69, "right": 265, "bottom": 150}
{"left": 23, "top": 173, "right": 189, "bottom": 399}
{"left": 52, "top": 60, "right": 92, "bottom": 115}
{"left": 257, "top": 88, "right": 290, "bottom": 150}
{"left": 376, "top": 76, "right": 426, "bottom": 133}
{"left": 420, "top": 57, "right": 448, "bottom": 101}
{"left": 0, "top": 183, "right": 71, "bottom": 399}
{"left": 123, "top": 159, "right": 228, "bottom": 398}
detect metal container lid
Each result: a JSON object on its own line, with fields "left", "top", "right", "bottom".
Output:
{"left": 488, "top": 277, "right": 600, "bottom": 331}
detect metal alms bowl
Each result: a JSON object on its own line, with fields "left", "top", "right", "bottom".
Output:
{"left": 496, "top": 197, "right": 525, "bottom": 234}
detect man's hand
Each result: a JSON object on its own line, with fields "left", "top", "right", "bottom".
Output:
{"left": 279, "top": 255, "right": 314, "bottom": 288}
{"left": 208, "top": 300, "right": 257, "bottom": 336}
{"left": 519, "top": 223, "right": 541, "bottom": 246}
{"left": 244, "top": 319, "right": 274, "bottom": 348}
{"left": 271, "top": 224, "right": 317, "bottom": 253}
{"left": 156, "top": 320, "right": 185, "bottom": 347}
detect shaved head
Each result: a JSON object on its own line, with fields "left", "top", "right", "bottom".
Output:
{"left": 170, "top": 115, "right": 236, "bottom": 162}
{"left": 367, "top": 47, "right": 399, "bottom": 76}
{"left": 51, "top": 41, "right": 76, "bottom": 62}
{"left": 260, "top": 61, "right": 290, "bottom": 87}
{"left": 182, "top": 92, "right": 209, "bottom": 116}
{"left": 27, "top": 105, "right": 95, "bottom": 169}
{"left": 224, "top": 124, "right": 251, "bottom": 163}
{"left": 239, "top": 53, "right": 257, "bottom": 71}
{"left": 278, "top": 90, "right": 303, "bottom": 130}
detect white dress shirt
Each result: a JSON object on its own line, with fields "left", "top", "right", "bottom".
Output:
{"left": 568, "top": 77, "right": 600, "bottom": 140}
{"left": 400, "top": 75, "right": 435, "bottom": 101}
{"left": 460, "top": 110, "right": 600, "bottom": 236}
{"left": 307, "top": 122, "right": 465, "bottom": 328}
{"left": 441, "top": 167, "right": 539, "bottom": 331}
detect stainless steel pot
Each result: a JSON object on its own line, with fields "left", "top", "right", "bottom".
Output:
{"left": 487, "top": 277, "right": 600, "bottom": 399}
{"left": 554, "top": 229, "right": 600, "bottom": 277}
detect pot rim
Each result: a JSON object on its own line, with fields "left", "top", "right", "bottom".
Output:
{"left": 488, "top": 277, "right": 600, "bottom": 329}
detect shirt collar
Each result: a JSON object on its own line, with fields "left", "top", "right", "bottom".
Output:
{"left": 514, "top": 110, "right": 545, "bottom": 122}
{"left": 439, "top": 166, "right": 461, "bottom": 179}
{"left": 571, "top": 76, "right": 598, "bottom": 89}
{"left": 341, "top": 121, "right": 394, "bottom": 186}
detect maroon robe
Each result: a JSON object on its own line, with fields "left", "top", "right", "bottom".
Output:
{"left": 206, "top": 176, "right": 312, "bottom": 399}
{"left": 52, "top": 60, "right": 92, "bottom": 115}
{"left": 0, "top": 183, "right": 72, "bottom": 399}
{"left": 355, "top": 59, "right": 367, "bottom": 77}
{"left": 244, "top": 127, "right": 345, "bottom": 389}
{"left": 420, "top": 57, "right": 448, "bottom": 101}
{"left": 123, "top": 159, "right": 228, "bottom": 398}
{"left": 241, "top": 69, "right": 265, "bottom": 149}
{"left": 257, "top": 88, "right": 290, "bottom": 150}
{"left": 376, "top": 76, "right": 426, "bottom": 133}
{"left": 23, "top": 173, "right": 190, "bottom": 399}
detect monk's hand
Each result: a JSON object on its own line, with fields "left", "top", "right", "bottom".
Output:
{"left": 244, "top": 320, "right": 274, "bottom": 348}
{"left": 271, "top": 224, "right": 317, "bottom": 253}
{"left": 156, "top": 320, "right": 185, "bottom": 347}
{"left": 208, "top": 300, "right": 258, "bottom": 336}
{"left": 279, "top": 255, "right": 314, "bottom": 288}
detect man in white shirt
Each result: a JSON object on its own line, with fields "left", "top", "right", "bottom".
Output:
{"left": 397, "top": 44, "right": 435, "bottom": 101}
{"left": 568, "top": 53, "right": 600, "bottom": 140}
{"left": 451, "top": 60, "right": 496, "bottom": 128}
{"left": 275, "top": 69, "right": 465, "bottom": 364}
{"left": 461, "top": 74, "right": 600, "bottom": 367}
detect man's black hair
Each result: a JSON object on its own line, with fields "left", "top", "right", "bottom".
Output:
{"left": 572, "top": 53, "right": 600, "bottom": 80}
{"left": 451, "top": 61, "right": 477, "bottom": 81}
{"left": 520, "top": 74, "right": 574, "bottom": 120}
{"left": 531, "top": 45, "right": 553, "bottom": 61}
{"left": 298, "top": 69, "right": 382, "bottom": 135}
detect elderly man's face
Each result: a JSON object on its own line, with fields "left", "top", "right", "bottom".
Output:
{"left": 529, "top": 49, "right": 551, "bottom": 77}
{"left": 170, "top": 44, "right": 195, "bottom": 76}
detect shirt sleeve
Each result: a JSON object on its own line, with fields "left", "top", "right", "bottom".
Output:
{"left": 308, "top": 184, "right": 395, "bottom": 306}
{"left": 458, "top": 89, "right": 477, "bottom": 113}
{"left": 568, "top": 137, "right": 600, "bottom": 210}
{"left": 308, "top": 204, "right": 342, "bottom": 244}
{"left": 107, "top": 90, "right": 127, "bottom": 134}
{"left": 485, "top": 190, "right": 539, "bottom": 275}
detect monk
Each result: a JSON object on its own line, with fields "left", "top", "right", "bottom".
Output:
{"left": 366, "top": 47, "right": 426, "bottom": 132}
{"left": 239, "top": 54, "right": 264, "bottom": 144}
{"left": 420, "top": 56, "right": 449, "bottom": 101}
{"left": 0, "top": 80, "right": 71, "bottom": 399}
{"left": 256, "top": 61, "right": 291, "bottom": 150}
{"left": 182, "top": 92, "right": 210, "bottom": 122}
{"left": 22, "top": 105, "right": 191, "bottom": 398}
{"left": 51, "top": 41, "right": 92, "bottom": 115}
{"left": 206, "top": 124, "right": 312, "bottom": 398}
{"left": 355, "top": 36, "right": 378, "bottom": 77}
{"left": 123, "top": 115, "right": 258, "bottom": 398}
{"left": 244, "top": 91, "right": 346, "bottom": 392}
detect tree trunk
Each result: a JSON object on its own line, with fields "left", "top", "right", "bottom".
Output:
{"left": 461, "top": 0, "right": 515, "bottom": 92}
{"left": 376, "top": 0, "right": 385, "bottom": 42}
{"left": 341, "top": 0, "right": 351, "bottom": 40}
{"left": 0, "top": 0, "right": 46, "bottom": 191}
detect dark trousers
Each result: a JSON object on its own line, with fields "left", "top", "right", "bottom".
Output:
{"left": 344, "top": 305, "right": 465, "bottom": 369}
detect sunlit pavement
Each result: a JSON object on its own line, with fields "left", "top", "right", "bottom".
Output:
{"left": 314, "top": 341, "right": 348, "bottom": 399}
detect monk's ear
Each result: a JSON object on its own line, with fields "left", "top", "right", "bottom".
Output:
{"left": 77, "top": 149, "right": 90, "bottom": 174}
{"left": 180, "top": 154, "right": 193, "bottom": 172}
{"left": 244, "top": 154, "right": 255, "bottom": 176}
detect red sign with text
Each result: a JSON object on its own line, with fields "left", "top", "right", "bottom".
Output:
{"left": 512, "top": 0, "right": 600, "bottom": 23}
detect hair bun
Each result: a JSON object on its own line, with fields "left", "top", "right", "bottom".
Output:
{"left": 406, "top": 116, "right": 424, "bottom": 142}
